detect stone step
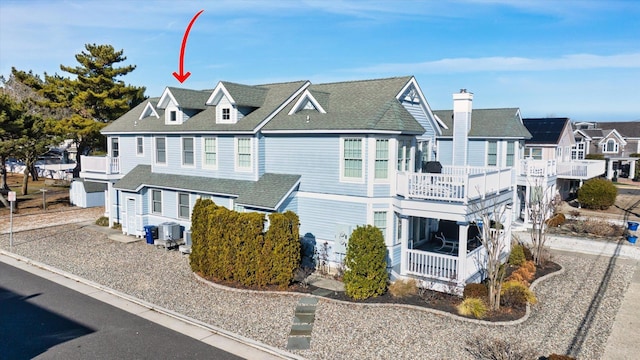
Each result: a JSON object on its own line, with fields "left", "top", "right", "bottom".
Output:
{"left": 289, "top": 323, "right": 313, "bottom": 336}
{"left": 286, "top": 296, "right": 317, "bottom": 350}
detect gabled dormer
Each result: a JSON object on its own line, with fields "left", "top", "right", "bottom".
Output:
{"left": 206, "top": 81, "right": 267, "bottom": 124}
{"left": 156, "top": 87, "right": 208, "bottom": 125}
{"left": 288, "top": 89, "right": 328, "bottom": 115}
{"left": 138, "top": 101, "right": 160, "bottom": 120}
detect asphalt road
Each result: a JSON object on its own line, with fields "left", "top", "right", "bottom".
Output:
{"left": 0, "top": 262, "right": 242, "bottom": 360}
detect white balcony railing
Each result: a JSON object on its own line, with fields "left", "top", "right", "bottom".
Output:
{"left": 396, "top": 166, "right": 512, "bottom": 203}
{"left": 80, "top": 155, "right": 120, "bottom": 175}
{"left": 556, "top": 160, "right": 606, "bottom": 180}
{"left": 519, "top": 159, "right": 556, "bottom": 177}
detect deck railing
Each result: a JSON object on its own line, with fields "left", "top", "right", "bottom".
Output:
{"left": 396, "top": 166, "right": 512, "bottom": 203}
{"left": 406, "top": 249, "right": 458, "bottom": 281}
{"left": 556, "top": 160, "right": 605, "bottom": 179}
{"left": 519, "top": 159, "right": 556, "bottom": 177}
{"left": 80, "top": 155, "right": 120, "bottom": 174}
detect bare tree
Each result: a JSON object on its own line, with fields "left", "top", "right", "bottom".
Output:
{"left": 527, "top": 178, "right": 559, "bottom": 265}
{"left": 471, "top": 197, "right": 512, "bottom": 311}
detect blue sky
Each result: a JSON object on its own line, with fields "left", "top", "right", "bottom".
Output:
{"left": 1, "top": 0, "right": 638, "bottom": 121}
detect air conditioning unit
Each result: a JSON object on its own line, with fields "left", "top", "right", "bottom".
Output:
{"left": 184, "top": 230, "right": 192, "bottom": 247}
{"left": 158, "top": 222, "right": 181, "bottom": 241}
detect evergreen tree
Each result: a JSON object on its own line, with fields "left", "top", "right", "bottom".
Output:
{"left": 343, "top": 225, "right": 388, "bottom": 300}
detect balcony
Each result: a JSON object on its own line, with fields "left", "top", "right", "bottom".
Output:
{"left": 396, "top": 166, "right": 513, "bottom": 204}
{"left": 557, "top": 160, "right": 606, "bottom": 180}
{"left": 519, "top": 159, "right": 556, "bottom": 177}
{"left": 79, "top": 155, "right": 121, "bottom": 180}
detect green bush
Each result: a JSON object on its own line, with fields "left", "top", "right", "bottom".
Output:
{"left": 189, "top": 199, "right": 301, "bottom": 289}
{"left": 343, "top": 225, "right": 388, "bottom": 300}
{"left": 457, "top": 297, "right": 488, "bottom": 319}
{"left": 577, "top": 178, "right": 617, "bottom": 210}
{"left": 508, "top": 244, "right": 526, "bottom": 267}
{"left": 463, "top": 283, "right": 488, "bottom": 300}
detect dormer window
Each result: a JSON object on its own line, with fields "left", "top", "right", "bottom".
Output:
{"left": 222, "top": 108, "right": 230, "bottom": 120}
{"left": 170, "top": 111, "right": 177, "bottom": 122}
{"left": 603, "top": 139, "right": 618, "bottom": 153}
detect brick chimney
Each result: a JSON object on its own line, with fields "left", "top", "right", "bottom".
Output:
{"left": 452, "top": 89, "right": 473, "bottom": 166}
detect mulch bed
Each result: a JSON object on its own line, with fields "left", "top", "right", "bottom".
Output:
{"left": 201, "top": 260, "right": 562, "bottom": 322}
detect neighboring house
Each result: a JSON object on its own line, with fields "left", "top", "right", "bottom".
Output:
{"left": 572, "top": 121, "right": 640, "bottom": 180}
{"left": 78, "top": 77, "right": 523, "bottom": 294}
{"left": 522, "top": 118, "right": 605, "bottom": 202}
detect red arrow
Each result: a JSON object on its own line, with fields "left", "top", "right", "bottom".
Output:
{"left": 172, "top": 10, "right": 204, "bottom": 83}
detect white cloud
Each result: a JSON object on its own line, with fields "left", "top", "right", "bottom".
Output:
{"left": 351, "top": 53, "right": 640, "bottom": 74}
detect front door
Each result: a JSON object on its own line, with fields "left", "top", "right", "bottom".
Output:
{"left": 126, "top": 198, "right": 136, "bottom": 235}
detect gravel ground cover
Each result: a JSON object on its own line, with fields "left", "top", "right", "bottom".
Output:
{"left": 0, "top": 222, "right": 635, "bottom": 360}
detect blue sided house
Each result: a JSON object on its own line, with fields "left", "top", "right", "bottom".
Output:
{"left": 78, "top": 76, "right": 533, "bottom": 294}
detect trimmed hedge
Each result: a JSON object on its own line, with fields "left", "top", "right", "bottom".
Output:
{"left": 577, "top": 178, "right": 617, "bottom": 210}
{"left": 343, "top": 225, "right": 388, "bottom": 300}
{"left": 189, "top": 199, "right": 301, "bottom": 289}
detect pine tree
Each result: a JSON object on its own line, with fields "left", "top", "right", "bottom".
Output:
{"left": 343, "top": 225, "right": 388, "bottom": 300}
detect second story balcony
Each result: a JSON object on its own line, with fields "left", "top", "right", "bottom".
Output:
{"left": 396, "top": 166, "right": 513, "bottom": 204}
{"left": 557, "top": 160, "right": 606, "bottom": 180}
{"left": 79, "top": 155, "right": 121, "bottom": 180}
{"left": 519, "top": 159, "right": 556, "bottom": 178}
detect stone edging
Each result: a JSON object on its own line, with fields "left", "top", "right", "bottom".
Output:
{"left": 193, "top": 263, "right": 565, "bottom": 326}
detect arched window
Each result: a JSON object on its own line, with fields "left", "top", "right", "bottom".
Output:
{"left": 603, "top": 139, "right": 618, "bottom": 153}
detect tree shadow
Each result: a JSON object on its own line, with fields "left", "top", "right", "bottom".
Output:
{"left": 0, "top": 286, "right": 95, "bottom": 359}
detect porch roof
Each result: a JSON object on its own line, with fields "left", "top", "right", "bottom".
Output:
{"left": 114, "top": 165, "right": 300, "bottom": 211}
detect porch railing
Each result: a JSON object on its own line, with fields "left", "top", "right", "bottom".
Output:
{"left": 556, "top": 160, "right": 605, "bottom": 179}
{"left": 406, "top": 249, "right": 458, "bottom": 281}
{"left": 80, "top": 155, "right": 120, "bottom": 175}
{"left": 397, "top": 166, "right": 512, "bottom": 203}
{"left": 519, "top": 159, "right": 556, "bottom": 177}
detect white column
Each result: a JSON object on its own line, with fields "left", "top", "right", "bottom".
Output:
{"left": 456, "top": 221, "right": 469, "bottom": 287}
{"left": 400, "top": 215, "right": 409, "bottom": 276}
{"left": 607, "top": 159, "right": 614, "bottom": 180}
{"left": 524, "top": 185, "right": 531, "bottom": 225}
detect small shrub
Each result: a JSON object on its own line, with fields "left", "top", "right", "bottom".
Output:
{"left": 577, "top": 178, "right": 617, "bottom": 210}
{"left": 506, "top": 263, "right": 535, "bottom": 285}
{"left": 522, "top": 260, "right": 536, "bottom": 275}
{"left": 585, "top": 153, "right": 605, "bottom": 160}
{"left": 546, "top": 213, "right": 566, "bottom": 227}
{"left": 508, "top": 245, "right": 526, "bottom": 266}
{"left": 465, "top": 337, "right": 537, "bottom": 360}
{"left": 457, "top": 297, "right": 488, "bottom": 319}
{"left": 343, "top": 225, "right": 388, "bottom": 300}
{"left": 501, "top": 280, "right": 537, "bottom": 308}
{"left": 463, "top": 283, "right": 488, "bottom": 300}
{"left": 111, "top": 222, "right": 121, "bottom": 230}
{"left": 389, "top": 279, "right": 419, "bottom": 298}
{"left": 567, "top": 218, "right": 625, "bottom": 237}
{"left": 95, "top": 216, "right": 109, "bottom": 227}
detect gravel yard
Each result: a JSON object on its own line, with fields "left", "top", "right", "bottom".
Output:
{"left": 0, "top": 210, "right": 636, "bottom": 359}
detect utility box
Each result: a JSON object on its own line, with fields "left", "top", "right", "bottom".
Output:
{"left": 158, "top": 222, "right": 181, "bottom": 241}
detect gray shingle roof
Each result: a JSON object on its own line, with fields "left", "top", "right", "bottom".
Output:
{"left": 595, "top": 121, "right": 640, "bottom": 138}
{"left": 73, "top": 178, "right": 107, "bottom": 193}
{"left": 263, "top": 76, "right": 424, "bottom": 133}
{"left": 433, "top": 108, "right": 532, "bottom": 138}
{"left": 165, "top": 87, "right": 210, "bottom": 110}
{"left": 114, "top": 165, "right": 300, "bottom": 210}
{"left": 102, "top": 81, "right": 308, "bottom": 134}
{"left": 220, "top": 81, "right": 268, "bottom": 108}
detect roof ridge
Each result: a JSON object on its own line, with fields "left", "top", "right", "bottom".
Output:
{"left": 313, "top": 76, "right": 412, "bottom": 86}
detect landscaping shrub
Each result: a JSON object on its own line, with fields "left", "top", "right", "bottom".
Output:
{"left": 389, "top": 279, "right": 419, "bottom": 298}
{"left": 465, "top": 337, "right": 537, "bottom": 360}
{"left": 508, "top": 244, "right": 526, "bottom": 266}
{"left": 501, "top": 280, "right": 537, "bottom": 308}
{"left": 546, "top": 213, "right": 566, "bottom": 227}
{"left": 343, "top": 225, "right": 388, "bottom": 300}
{"left": 577, "top": 178, "right": 617, "bottom": 210}
{"left": 456, "top": 297, "right": 488, "bottom": 319}
{"left": 261, "top": 211, "right": 301, "bottom": 289}
{"left": 506, "top": 262, "right": 535, "bottom": 285}
{"left": 566, "top": 218, "right": 625, "bottom": 237}
{"left": 95, "top": 216, "right": 109, "bottom": 226}
{"left": 463, "top": 282, "right": 488, "bottom": 300}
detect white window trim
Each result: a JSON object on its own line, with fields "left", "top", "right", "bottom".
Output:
{"left": 602, "top": 139, "right": 618, "bottom": 153}
{"left": 234, "top": 137, "right": 254, "bottom": 172}
{"left": 110, "top": 137, "right": 120, "bottom": 158}
{"left": 374, "top": 139, "right": 390, "bottom": 182}
{"left": 202, "top": 137, "right": 218, "bottom": 170}
{"left": 181, "top": 137, "right": 195, "bottom": 167}
{"left": 155, "top": 137, "right": 167, "bottom": 166}
{"left": 487, "top": 140, "right": 498, "bottom": 166}
{"left": 136, "top": 137, "right": 144, "bottom": 156}
{"left": 177, "top": 192, "right": 190, "bottom": 219}
{"left": 373, "top": 210, "right": 388, "bottom": 243}
{"left": 151, "top": 189, "right": 162, "bottom": 215}
{"left": 340, "top": 137, "right": 365, "bottom": 183}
